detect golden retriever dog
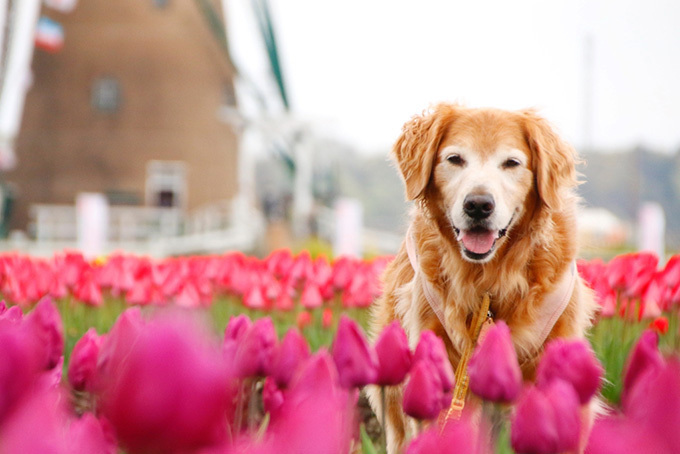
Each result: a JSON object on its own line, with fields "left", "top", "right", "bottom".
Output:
{"left": 367, "top": 104, "right": 597, "bottom": 452}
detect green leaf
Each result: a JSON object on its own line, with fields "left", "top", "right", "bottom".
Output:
{"left": 360, "top": 424, "right": 378, "bottom": 454}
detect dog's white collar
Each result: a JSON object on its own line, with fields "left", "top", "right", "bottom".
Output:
{"left": 404, "top": 226, "right": 577, "bottom": 350}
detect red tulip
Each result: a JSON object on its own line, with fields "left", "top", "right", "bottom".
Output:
{"left": 332, "top": 316, "right": 378, "bottom": 388}
{"left": 402, "top": 360, "right": 445, "bottom": 420}
{"left": 648, "top": 316, "right": 669, "bottom": 335}
{"left": 511, "top": 380, "right": 581, "bottom": 454}
{"left": 68, "top": 328, "right": 102, "bottom": 392}
{"left": 296, "top": 311, "right": 312, "bottom": 330}
{"left": 536, "top": 338, "right": 603, "bottom": 405}
{"left": 322, "top": 307, "right": 333, "bottom": 329}
{"left": 413, "top": 331, "right": 455, "bottom": 392}
{"left": 468, "top": 321, "right": 522, "bottom": 403}
{"left": 374, "top": 321, "right": 412, "bottom": 386}
{"left": 271, "top": 328, "right": 310, "bottom": 388}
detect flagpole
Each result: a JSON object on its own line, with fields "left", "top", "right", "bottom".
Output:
{"left": 0, "top": 0, "right": 41, "bottom": 167}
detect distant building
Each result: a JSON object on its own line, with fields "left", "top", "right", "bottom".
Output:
{"left": 4, "top": 0, "right": 239, "bottom": 244}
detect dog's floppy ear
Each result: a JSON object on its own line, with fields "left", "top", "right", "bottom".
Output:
{"left": 392, "top": 105, "right": 450, "bottom": 200}
{"left": 521, "top": 110, "right": 578, "bottom": 212}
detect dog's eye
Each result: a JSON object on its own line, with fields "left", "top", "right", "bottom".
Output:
{"left": 502, "top": 158, "right": 521, "bottom": 169}
{"left": 446, "top": 154, "right": 465, "bottom": 166}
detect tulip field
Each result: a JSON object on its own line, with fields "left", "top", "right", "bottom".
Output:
{"left": 0, "top": 249, "right": 679, "bottom": 453}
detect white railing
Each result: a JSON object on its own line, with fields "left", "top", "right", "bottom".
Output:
{"left": 1, "top": 199, "right": 265, "bottom": 257}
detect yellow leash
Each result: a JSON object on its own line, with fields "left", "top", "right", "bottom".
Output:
{"left": 442, "top": 293, "right": 494, "bottom": 422}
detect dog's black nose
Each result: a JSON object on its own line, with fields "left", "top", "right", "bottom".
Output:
{"left": 463, "top": 194, "right": 495, "bottom": 219}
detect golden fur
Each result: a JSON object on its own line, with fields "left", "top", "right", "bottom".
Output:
{"left": 367, "top": 104, "right": 598, "bottom": 452}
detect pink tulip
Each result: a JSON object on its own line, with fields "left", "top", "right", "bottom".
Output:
{"left": 271, "top": 328, "right": 310, "bottom": 388}
{"left": 67, "top": 413, "right": 117, "bottom": 454}
{"left": 374, "top": 321, "right": 412, "bottom": 386}
{"left": 621, "top": 330, "right": 664, "bottom": 409}
{"left": 24, "top": 297, "right": 64, "bottom": 370}
{"left": 406, "top": 414, "right": 483, "bottom": 454}
{"left": 296, "top": 311, "right": 312, "bottom": 330}
{"left": 224, "top": 314, "right": 253, "bottom": 342}
{"left": 301, "top": 283, "right": 323, "bottom": 309}
{"left": 586, "top": 415, "right": 667, "bottom": 454}
{"left": 262, "top": 377, "right": 284, "bottom": 418}
{"left": 97, "top": 312, "right": 231, "bottom": 453}
{"left": 332, "top": 315, "right": 378, "bottom": 388}
{"left": 68, "top": 328, "right": 102, "bottom": 392}
{"left": 0, "top": 319, "right": 41, "bottom": 423}
{"left": 0, "top": 304, "right": 22, "bottom": 323}
{"left": 413, "top": 330, "right": 455, "bottom": 392}
{"left": 511, "top": 380, "right": 581, "bottom": 454}
{"left": 233, "top": 317, "right": 278, "bottom": 378}
{"left": 0, "top": 385, "right": 69, "bottom": 454}
{"left": 266, "top": 351, "right": 355, "bottom": 454}
{"left": 468, "top": 321, "right": 522, "bottom": 403}
{"left": 403, "top": 360, "right": 446, "bottom": 420}
{"left": 536, "top": 338, "right": 603, "bottom": 404}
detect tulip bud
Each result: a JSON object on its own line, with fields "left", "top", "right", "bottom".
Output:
{"left": 536, "top": 338, "right": 603, "bottom": 404}
{"left": 271, "top": 328, "right": 310, "bottom": 388}
{"left": 621, "top": 329, "right": 664, "bottom": 409}
{"left": 413, "top": 331, "right": 454, "bottom": 392}
{"left": 68, "top": 328, "right": 102, "bottom": 392}
{"left": 468, "top": 321, "right": 522, "bottom": 403}
{"left": 233, "top": 317, "right": 277, "bottom": 378}
{"left": 332, "top": 316, "right": 378, "bottom": 388}
{"left": 374, "top": 321, "right": 412, "bottom": 386}
{"left": 224, "top": 314, "right": 252, "bottom": 342}
{"left": 511, "top": 380, "right": 580, "bottom": 454}
{"left": 402, "top": 360, "right": 445, "bottom": 420}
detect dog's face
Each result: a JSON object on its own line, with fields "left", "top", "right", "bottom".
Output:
{"left": 393, "top": 104, "right": 576, "bottom": 263}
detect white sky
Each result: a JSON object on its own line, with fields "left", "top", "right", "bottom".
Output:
{"left": 228, "top": 0, "right": 680, "bottom": 154}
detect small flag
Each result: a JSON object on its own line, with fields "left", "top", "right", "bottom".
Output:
{"left": 35, "top": 17, "right": 64, "bottom": 53}
{"left": 43, "top": 0, "right": 78, "bottom": 13}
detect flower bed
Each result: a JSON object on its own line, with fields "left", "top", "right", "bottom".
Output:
{"left": 0, "top": 250, "right": 678, "bottom": 453}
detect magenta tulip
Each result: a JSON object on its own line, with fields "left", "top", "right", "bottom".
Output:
{"left": 271, "top": 328, "right": 310, "bottom": 388}
{"left": 406, "top": 414, "right": 483, "bottom": 454}
{"left": 233, "top": 317, "right": 278, "bottom": 378}
{"left": 224, "top": 314, "right": 253, "bottom": 342}
{"left": 374, "top": 321, "right": 412, "bottom": 386}
{"left": 68, "top": 328, "right": 102, "bottom": 392}
{"left": 511, "top": 380, "right": 581, "bottom": 454}
{"left": 24, "top": 297, "right": 64, "bottom": 370}
{"left": 413, "top": 330, "right": 455, "bottom": 392}
{"left": 97, "top": 313, "right": 231, "bottom": 453}
{"left": 332, "top": 315, "right": 378, "bottom": 388}
{"left": 262, "top": 376, "right": 284, "bottom": 418}
{"left": 403, "top": 360, "right": 446, "bottom": 420}
{"left": 67, "top": 413, "right": 117, "bottom": 454}
{"left": 586, "top": 415, "right": 667, "bottom": 454}
{"left": 468, "top": 321, "right": 522, "bottom": 403}
{"left": 621, "top": 329, "right": 664, "bottom": 409}
{"left": 536, "top": 338, "right": 603, "bottom": 404}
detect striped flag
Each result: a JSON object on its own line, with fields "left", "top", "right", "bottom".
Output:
{"left": 34, "top": 17, "right": 64, "bottom": 53}
{"left": 43, "top": 0, "right": 78, "bottom": 13}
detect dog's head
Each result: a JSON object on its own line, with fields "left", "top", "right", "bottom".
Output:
{"left": 393, "top": 104, "right": 577, "bottom": 263}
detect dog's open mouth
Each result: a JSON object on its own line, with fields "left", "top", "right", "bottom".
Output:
{"left": 452, "top": 224, "right": 510, "bottom": 261}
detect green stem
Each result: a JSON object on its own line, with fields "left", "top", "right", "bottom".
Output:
{"left": 381, "top": 386, "right": 387, "bottom": 454}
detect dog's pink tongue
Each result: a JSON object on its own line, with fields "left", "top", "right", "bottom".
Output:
{"left": 461, "top": 230, "right": 497, "bottom": 254}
